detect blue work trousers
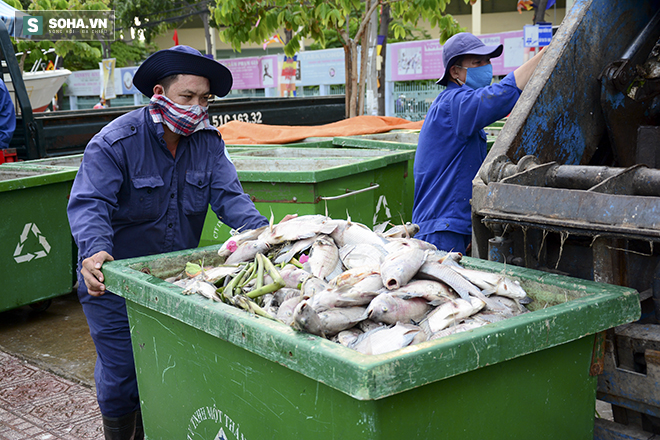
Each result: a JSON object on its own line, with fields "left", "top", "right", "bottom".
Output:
{"left": 78, "top": 283, "right": 140, "bottom": 418}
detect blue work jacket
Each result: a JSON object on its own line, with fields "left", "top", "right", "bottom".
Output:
{"left": 0, "top": 79, "right": 16, "bottom": 149}
{"left": 412, "top": 72, "right": 521, "bottom": 237}
{"left": 67, "top": 106, "right": 268, "bottom": 264}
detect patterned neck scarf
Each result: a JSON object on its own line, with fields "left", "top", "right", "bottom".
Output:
{"left": 149, "top": 94, "right": 211, "bottom": 136}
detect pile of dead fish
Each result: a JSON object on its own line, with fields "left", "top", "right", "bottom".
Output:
{"left": 166, "top": 215, "right": 532, "bottom": 355}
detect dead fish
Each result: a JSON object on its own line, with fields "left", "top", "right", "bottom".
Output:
{"left": 330, "top": 219, "right": 390, "bottom": 248}
{"left": 331, "top": 265, "right": 381, "bottom": 288}
{"left": 366, "top": 292, "right": 432, "bottom": 325}
{"left": 429, "top": 319, "right": 488, "bottom": 340}
{"left": 339, "top": 243, "right": 388, "bottom": 270}
{"left": 272, "top": 287, "right": 302, "bottom": 306}
{"left": 308, "top": 235, "right": 343, "bottom": 281}
{"left": 359, "top": 319, "right": 386, "bottom": 333}
{"left": 334, "top": 328, "right": 363, "bottom": 347}
{"left": 316, "top": 306, "right": 368, "bottom": 336}
{"left": 380, "top": 247, "right": 426, "bottom": 290}
{"left": 417, "top": 260, "right": 481, "bottom": 302}
{"left": 218, "top": 225, "right": 268, "bottom": 259}
{"left": 274, "top": 236, "right": 317, "bottom": 264}
{"left": 443, "top": 262, "right": 530, "bottom": 304}
{"left": 388, "top": 279, "right": 456, "bottom": 305}
{"left": 301, "top": 276, "right": 330, "bottom": 298}
{"left": 182, "top": 280, "right": 222, "bottom": 302}
{"left": 383, "top": 237, "right": 437, "bottom": 255}
{"left": 279, "top": 264, "right": 312, "bottom": 289}
{"left": 260, "top": 215, "right": 337, "bottom": 245}
{"left": 276, "top": 295, "right": 304, "bottom": 326}
{"left": 202, "top": 265, "right": 241, "bottom": 284}
{"left": 419, "top": 297, "right": 485, "bottom": 335}
{"left": 351, "top": 323, "right": 422, "bottom": 355}
{"left": 379, "top": 222, "right": 421, "bottom": 239}
{"left": 291, "top": 300, "right": 326, "bottom": 337}
{"left": 224, "top": 239, "right": 270, "bottom": 265}
{"left": 307, "top": 286, "right": 379, "bottom": 312}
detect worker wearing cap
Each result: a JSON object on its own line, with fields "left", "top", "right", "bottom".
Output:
{"left": 67, "top": 46, "right": 269, "bottom": 439}
{"left": 412, "top": 33, "right": 544, "bottom": 254}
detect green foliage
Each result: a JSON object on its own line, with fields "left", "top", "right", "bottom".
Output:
{"left": 213, "top": 0, "right": 467, "bottom": 57}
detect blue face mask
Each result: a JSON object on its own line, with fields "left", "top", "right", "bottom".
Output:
{"left": 461, "top": 63, "right": 493, "bottom": 90}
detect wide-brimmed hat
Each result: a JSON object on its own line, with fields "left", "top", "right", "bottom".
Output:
{"left": 133, "top": 45, "right": 233, "bottom": 98}
{"left": 437, "top": 33, "right": 503, "bottom": 86}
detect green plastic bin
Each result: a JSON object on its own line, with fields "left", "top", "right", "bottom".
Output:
{"left": 199, "top": 147, "right": 414, "bottom": 247}
{"left": 103, "top": 248, "right": 640, "bottom": 440}
{"left": 0, "top": 164, "right": 78, "bottom": 312}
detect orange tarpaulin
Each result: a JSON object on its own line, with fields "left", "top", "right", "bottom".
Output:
{"left": 218, "top": 115, "right": 424, "bottom": 145}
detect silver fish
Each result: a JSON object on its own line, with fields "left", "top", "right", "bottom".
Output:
{"left": 388, "top": 279, "right": 456, "bottom": 305}
{"left": 339, "top": 243, "right": 388, "bottom": 270}
{"left": 182, "top": 280, "right": 222, "bottom": 302}
{"left": 419, "top": 297, "right": 485, "bottom": 335}
{"left": 380, "top": 247, "right": 426, "bottom": 290}
{"left": 291, "top": 300, "right": 326, "bottom": 337}
{"left": 276, "top": 295, "right": 303, "bottom": 326}
{"left": 224, "top": 239, "right": 270, "bottom": 265}
{"left": 218, "top": 225, "right": 269, "bottom": 258}
{"left": 307, "top": 286, "right": 379, "bottom": 312}
{"left": 366, "top": 292, "right": 432, "bottom": 325}
{"left": 260, "top": 215, "right": 337, "bottom": 245}
{"left": 202, "top": 265, "right": 241, "bottom": 284}
{"left": 301, "top": 276, "right": 330, "bottom": 298}
{"left": 334, "top": 328, "right": 363, "bottom": 347}
{"left": 351, "top": 322, "right": 422, "bottom": 355}
{"left": 429, "top": 319, "right": 488, "bottom": 340}
{"left": 330, "top": 220, "right": 390, "bottom": 248}
{"left": 383, "top": 237, "right": 437, "bottom": 255}
{"left": 359, "top": 319, "right": 386, "bottom": 333}
{"left": 274, "top": 235, "right": 317, "bottom": 264}
{"left": 379, "top": 223, "right": 421, "bottom": 239}
{"left": 444, "top": 262, "right": 530, "bottom": 303}
{"left": 308, "top": 235, "right": 342, "bottom": 281}
{"left": 279, "top": 264, "right": 312, "bottom": 289}
{"left": 417, "top": 260, "right": 481, "bottom": 302}
{"left": 316, "top": 306, "right": 368, "bottom": 336}
{"left": 331, "top": 265, "right": 380, "bottom": 288}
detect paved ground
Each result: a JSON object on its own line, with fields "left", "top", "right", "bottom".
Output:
{"left": 0, "top": 293, "right": 102, "bottom": 440}
{"left": 0, "top": 351, "right": 103, "bottom": 439}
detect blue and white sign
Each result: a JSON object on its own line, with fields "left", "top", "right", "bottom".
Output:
{"left": 523, "top": 24, "right": 552, "bottom": 47}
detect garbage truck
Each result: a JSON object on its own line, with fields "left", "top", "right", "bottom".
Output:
{"left": 471, "top": 0, "right": 660, "bottom": 438}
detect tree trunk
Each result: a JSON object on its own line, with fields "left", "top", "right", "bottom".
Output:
{"left": 366, "top": 5, "right": 378, "bottom": 116}
{"left": 202, "top": 11, "right": 213, "bottom": 57}
{"left": 349, "top": 40, "right": 359, "bottom": 118}
{"left": 533, "top": 0, "right": 548, "bottom": 24}
{"left": 377, "top": 3, "right": 390, "bottom": 116}
{"left": 343, "top": 44, "right": 352, "bottom": 119}
{"left": 357, "top": 0, "right": 371, "bottom": 116}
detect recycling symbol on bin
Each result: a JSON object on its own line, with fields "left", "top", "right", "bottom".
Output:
{"left": 13, "top": 223, "right": 51, "bottom": 263}
{"left": 214, "top": 428, "right": 228, "bottom": 440}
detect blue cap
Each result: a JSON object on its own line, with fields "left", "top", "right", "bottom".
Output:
{"left": 437, "top": 33, "right": 503, "bottom": 86}
{"left": 133, "top": 45, "right": 233, "bottom": 98}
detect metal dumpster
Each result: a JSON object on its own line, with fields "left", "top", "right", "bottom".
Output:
{"left": 0, "top": 164, "right": 78, "bottom": 312}
{"left": 470, "top": 0, "right": 660, "bottom": 437}
{"left": 199, "top": 147, "right": 414, "bottom": 247}
{"left": 103, "top": 248, "right": 639, "bottom": 439}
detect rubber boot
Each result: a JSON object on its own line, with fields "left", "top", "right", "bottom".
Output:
{"left": 103, "top": 409, "right": 144, "bottom": 440}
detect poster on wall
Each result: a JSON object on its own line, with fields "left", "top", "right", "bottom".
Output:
{"left": 298, "top": 48, "right": 345, "bottom": 86}
{"left": 389, "top": 30, "right": 525, "bottom": 82}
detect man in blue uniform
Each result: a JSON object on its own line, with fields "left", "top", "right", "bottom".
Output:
{"left": 0, "top": 78, "right": 16, "bottom": 149}
{"left": 412, "top": 33, "right": 544, "bottom": 254}
{"left": 67, "top": 45, "right": 269, "bottom": 439}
